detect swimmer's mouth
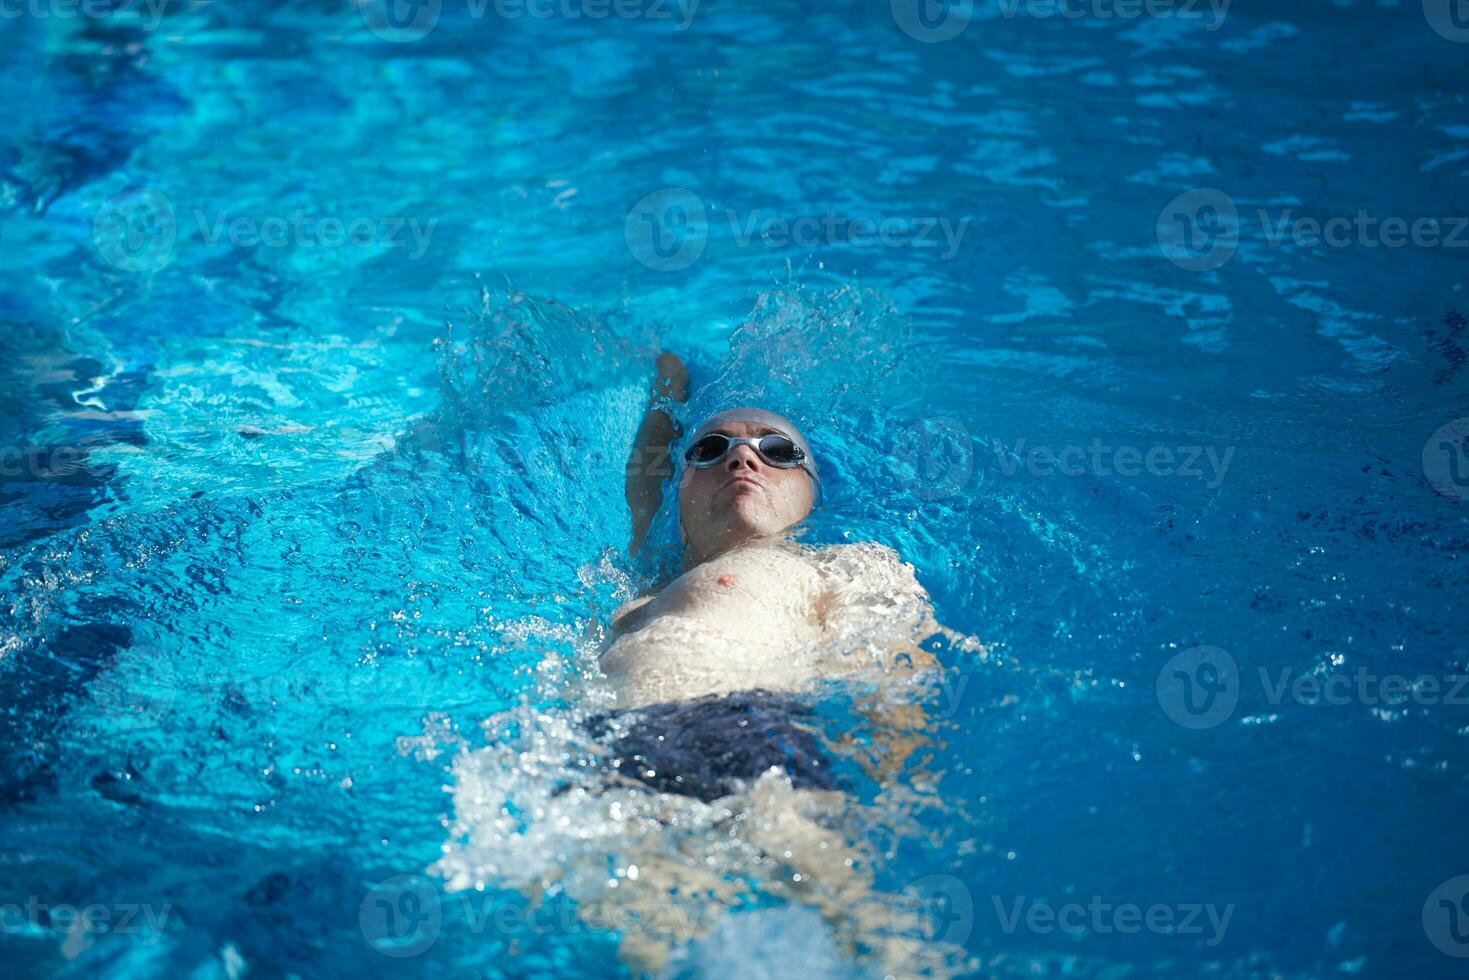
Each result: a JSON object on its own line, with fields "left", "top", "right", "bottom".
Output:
{"left": 725, "top": 476, "right": 764, "bottom": 491}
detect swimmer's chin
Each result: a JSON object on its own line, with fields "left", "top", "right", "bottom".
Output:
{"left": 718, "top": 495, "right": 785, "bottom": 531}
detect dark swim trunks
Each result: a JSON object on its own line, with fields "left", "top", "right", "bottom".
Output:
{"left": 581, "top": 690, "right": 838, "bottom": 803}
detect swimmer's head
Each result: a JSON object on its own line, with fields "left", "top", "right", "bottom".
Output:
{"left": 677, "top": 408, "right": 818, "bottom": 563}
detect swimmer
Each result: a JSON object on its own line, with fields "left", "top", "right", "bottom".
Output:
{"left": 573, "top": 353, "right": 967, "bottom": 976}
{"left": 607, "top": 352, "right": 940, "bottom": 711}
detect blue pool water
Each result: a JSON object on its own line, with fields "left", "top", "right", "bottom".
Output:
{"left": 2, "top": 1, "right": 1468, "bottom": 977}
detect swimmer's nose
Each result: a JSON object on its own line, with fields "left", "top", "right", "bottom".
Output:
{"left": 725, "top": 444, "right": 762, "bottom": 472}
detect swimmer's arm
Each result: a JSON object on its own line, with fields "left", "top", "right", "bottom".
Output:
{"left": 813, "top": 543, "right": 942, "bottom": 670}
{"left": 850, "top": 694, "right": 938, "bottom": 785}
{"left": 625, "top": 352, "right": 690, "bottom": 557}
{"left": 610, "top": 595, "right": 654, "bottom": 636}
{"left": 815, "top": 543, "right": 944, "bottom": 783}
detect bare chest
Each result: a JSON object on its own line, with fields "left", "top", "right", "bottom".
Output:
{"left": 632, "top": 547, "right": 821, "bottom": 628}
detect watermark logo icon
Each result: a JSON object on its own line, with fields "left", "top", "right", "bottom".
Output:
{"left": 1423, "top": 418, "right": 1469, "bottom": 501}
{"left": 625, "top": 187, "right": 709, "bottom": 272}
{"left": 357, "top": 0, "right": 443, "bottom": 42}
{"left": 1424, "top": 875, "right": 1469, "bottom": 957}
{"left": 892, "top": 0, "right": 974, "bottom": 42}
{"left": 359, "top": 874, "right": 441, "bottom": 957}
{"left": 93, "top": 188, "right": 176, "bottom": 273}
{"left": 1157, "top": 645, "right": 1239, "bottom": 729}
{"left": 1424, "top": 0, "right": 1469, "bottom": 41}
{"left": 1157, "top": 188, "right": 1239, "bottom": 272}
{"left": 893, "top": 418, "right": 974, "bottom": 501}
{"left": 894, "top": 874, "right": 974, "bottom": 946}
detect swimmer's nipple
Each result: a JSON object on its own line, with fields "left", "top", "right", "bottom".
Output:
{"left": 717, "top": 575, "right": 736, "bottom": 587}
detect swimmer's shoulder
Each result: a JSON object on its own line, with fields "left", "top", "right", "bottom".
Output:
{"left": 806, "top": 540, "right": 924, "bottom": 595}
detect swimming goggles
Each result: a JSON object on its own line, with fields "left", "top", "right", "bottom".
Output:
{"left": 684, "top": 432, "right": 808, "bottom": 469}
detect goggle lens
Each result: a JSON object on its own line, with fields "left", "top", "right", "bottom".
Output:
{"left": 757, "top": 435, "right": 801, "bottom": 465}
{"left": 685, "top": 433, "right": 805, "bottom": 468}
{"left": 688, "top": 435, "right": 731, "bottom": 463}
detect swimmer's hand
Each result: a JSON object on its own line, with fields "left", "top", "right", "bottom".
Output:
{"left": 651, "top": 351, "right": 689, "bottom": 403}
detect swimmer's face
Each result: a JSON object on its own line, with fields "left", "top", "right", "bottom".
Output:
{"left": 678, "top": 420, "right": 815, "bottom": 558}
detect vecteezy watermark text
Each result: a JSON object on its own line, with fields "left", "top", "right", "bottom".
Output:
{"left": 0, "top": 897, "right": 171, "bottom": 945}
{"left": 0, "top": 441, "right": 106, "bottom": 480}
{"left": 992, "top": 895, "right": 1234, "bottom": 947}
{"left": 358, "top": 873, "right": 700, "bottom": 957}
{"left": 890, "top": 0, "right": 1229, "bottom": 43}
{"left": 1158, "top": 188, "right": 1469, "bottom": 272}
{"left": 0, "top": 0, "right": 169, "bottom": 29}
{"left": 993, "top": 438, "right": 1235, "bottom": 488}
{"left": 195, "top": 209, "right": 437, "bottom": 260}
{"left": 995, "top": 0, "right": 1229, "bottom": 29}
{"left": 728, "top": 210, "right": 970, "bottom": 260}
{"left": 356, "top": 0, "right": 700, "bottom": 42}
{"left": 91, "top": 188, "right": 439, "bottom": 272}
{"left": 1157, "top": 645, "right": 1469, "bottom": 729}
{"left": 887, "top": 420, "right": 1236, "bottom": 502}
{"left": 625, "top": 187, "right": 969, "bottom": 271}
